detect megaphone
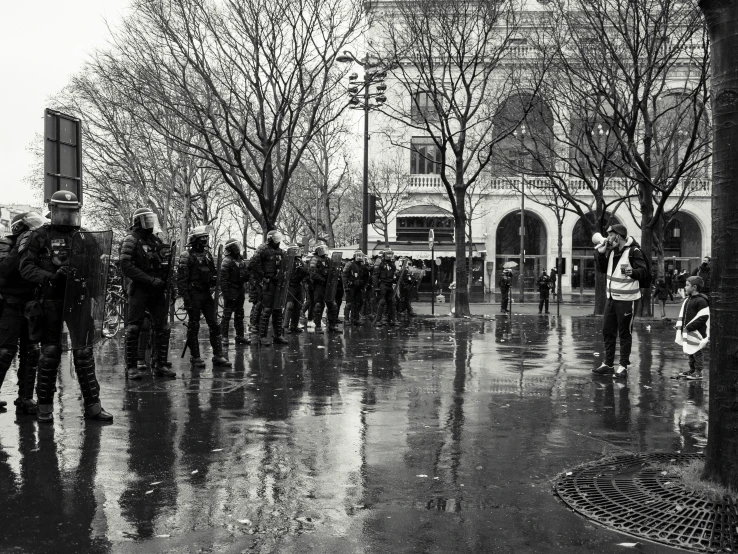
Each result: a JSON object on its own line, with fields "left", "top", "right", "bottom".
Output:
{"left": 592, "top": 232, "right": 606, "bottom": 246}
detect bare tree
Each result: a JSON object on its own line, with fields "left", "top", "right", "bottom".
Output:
{"left": 699, "top": 0, "right": 738, "bottom": 489}
{"left": 545, "top": 0, "right": 711, "bottom": 315}
{"left": 369, "top": 155, "right": 412, "bottom": 246}
{"left": 92, "top": 0, "right": 364, "bottom": 236}
{"left": 374, "top": 0, "right": 540, "bottom": 316}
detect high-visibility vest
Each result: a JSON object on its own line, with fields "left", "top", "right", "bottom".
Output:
{"left": 606, "top": 247, "right": 641, "bottom": 301}
{"left": 675, "top": 303, "right": 710, "bottom": 354}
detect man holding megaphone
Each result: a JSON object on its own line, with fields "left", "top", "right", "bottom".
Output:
{"left": 591, "top": 224, "right": 649, "bottom": 379}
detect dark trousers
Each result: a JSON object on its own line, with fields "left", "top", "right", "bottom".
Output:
{"left": 37, "top": 299, "right": 100, "bottom": 406}
{"left": 344, "top": 286, "right": 364, "bottom": 322}
{"left": 127, "top": 290, "right": 169, "bottom": 368}
{"left": 375, "top": 283, "right": 396, "bottom": 323}
{"left": 602, "top": 298, "right": 635, "bottom": 367}
{"left": 501, "top": 290, "right": 510, "bottom": 312}
{"left": 222, "top": 293, "right": 245, "bottom": 338}
{"left": 312, "top": 283, "right": 338, "bottom": 326}
{"left": 286, "top": 285, "right": 304, "bottom": 329}
{"left": 688, "top": 350, "right": 704, "bottom": 372}
{"left": 0, "top": 302, "right": 39, "bottom": 400}
{"left": 186, "top": 291, "right": 222, "bottom": 358}
{"left": 538, "top": 295, "right": 549, "bottom": 313}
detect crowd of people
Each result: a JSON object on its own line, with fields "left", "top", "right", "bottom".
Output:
{"left": 0, "top": 197, "right": 423, "bottom": 423}
{"left": 0, "top": 200, "right": 712, "bottom": 425}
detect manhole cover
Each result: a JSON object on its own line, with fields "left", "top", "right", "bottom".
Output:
{"left": 554, "top": 452, "right": 738, "bottom": 552}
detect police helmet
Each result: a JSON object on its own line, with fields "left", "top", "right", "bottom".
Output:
{"left": 131, "top": 207, "right": 160, "bottom": 232}
{"left": 188, "top": 225, "right": 211, "bottom": 246}
{"left": 315, "top": 244, "right": 327, "bottom": 257}
{"left": 225, "top": 238, "right": 242, "bottom": 255}
{"left": 11, "top": 211, "right": 46, "bottom": 235}
{"left": 383, "top": 249, "right": 395, "bottom": 261}
{"left": 48, "top": 190, "right": 81, "bottom": 227}
{"left": 353, "top": 250, "right": 364, "bottom": 261}
{"left": 266, "top": 230, "right": 283, "bottom": 245}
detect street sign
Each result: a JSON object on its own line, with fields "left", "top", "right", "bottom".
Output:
{"left": 428, "top": 228, "right": 434, "bottom": 250}
{"left": 44, "top": 109, "right": 83, "bottom": 204}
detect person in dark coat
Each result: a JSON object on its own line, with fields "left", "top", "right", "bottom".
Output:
{"left": 653, "top": 277, "right": 673, "bottom": 319}
{"left": 691, "top": 257, "right": 711, "bottom": 297}
{"left": 498, "top": 269, "right": 513, "bottom": 313}
{"left": 677, "top": 270, "right": 688, "bottom": 298}
{"left": 549, "top": 268, "right": 558, "bottom": 296}
{"left": 537, "top": 271, "right": 551, "bottom": 314}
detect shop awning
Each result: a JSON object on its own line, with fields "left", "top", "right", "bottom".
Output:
{"left": 397, "top": 205, "right": 453, "bottom": 218}
{"left": 371, "top": 242, "right": 485, "bottom": 259}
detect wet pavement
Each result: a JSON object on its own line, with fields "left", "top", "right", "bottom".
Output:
{"left": 0, "top": 316, "right": 707, "bottom": 553}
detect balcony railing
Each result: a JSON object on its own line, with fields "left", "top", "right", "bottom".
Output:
{"left": 407, "top": 174, "right": 712, "bottom": 196}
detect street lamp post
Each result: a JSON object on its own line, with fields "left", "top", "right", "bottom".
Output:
{"left": 337, "top": 51, "right": 387, "bottom": 255}
{"left": 514, "top": 125, "right": 527, "bottom": 303}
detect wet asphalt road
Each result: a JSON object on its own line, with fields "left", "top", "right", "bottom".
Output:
{"left": 0, "top": 315, "right": 706, "bottom": 553}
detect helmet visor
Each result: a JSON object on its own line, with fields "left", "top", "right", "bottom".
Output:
{"left": 12, "top": 212, "right": 46, "bottom": 234}
{"left": 226, "top": 241, "right": 242, "bottom": 253}
{"left": 269, "top": 231, "right": 283, "bottom": 244}
{"left": 136, "top": 212, "right": 160, "bottom": 231}
{"left": 50, "top": 205, "right": 80, "bottom": 227}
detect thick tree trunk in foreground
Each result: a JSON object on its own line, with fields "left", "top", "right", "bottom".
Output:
{"left": 701, "top": 0, "right": 738, "bottom": 489}
{"left": 454, "top": 186, "right": 471, "bottom": 317}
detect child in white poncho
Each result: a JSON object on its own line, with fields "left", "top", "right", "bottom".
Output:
{"left": 675, "top": 276, "right": 710, "bottom": 380}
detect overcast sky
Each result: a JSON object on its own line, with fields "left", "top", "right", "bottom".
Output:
{"left": 1, "top": 1, "right": 129, "bottom": 207}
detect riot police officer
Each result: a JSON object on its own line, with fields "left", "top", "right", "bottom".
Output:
{"left": 19, "top": 191, "right": 113, "bottom": 422}
{"left": 120, "top": 208, "right": 176, "bottom": 380}
{"left": 177, "top": 226, "right": 232, "bottom": 368}
{"left": 220, "top": 238, "right": 250, "bottom": 345}
{"left": 499, "top": 269, "right": 513, "bottom": 313}
{"left": 372, "top": 249, "right": 399, "bottom": 328}
{"left": 342, "top": 250, "right": 369, "bottom": 326}
{"left": 286, "top": 248, "right": 310, "bottom": 333}
{"left": 250, "top": 230, "right": 289, "bottom": 346}
{"left": 308, "top": 245, "right": 341, "bottom": 334}
{"left": 0, "top": 212, "right": 46, "bottom": 414}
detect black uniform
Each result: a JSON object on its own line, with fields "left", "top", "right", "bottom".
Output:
{"left": 286, "top": 257, "right": 310, "bottom": 331}
{"left": 537, "top": 274, "right": 551, "bottom": 314}
{"left": 250, "top": 242, "right": 286, "bottom": 341}
{"left": 177, "top": 245, "right": 226, "bottom": 361}
{"left": 0, "top": 231, "right": 39, "bottom": 412}
{"left": 220, "top": 251, "right": 249, "bottom": 341}
{"left": 308, "top": 254, "right": 338, "bottom": 329}
{"left": 18, "top": 225, "right": 104, "bottom": 414}
{"left": 398, "top": 269, "right": 418, "bottom": 317}
{"left": 119, "top": 228, "right": 173, "bottom": 373}
{"left": 372, "top": 258, "right": 397, "bottom": 326}
{"left": 498, "top": 274, "right": 512, "bottom": 313}
{"left": 342, "top": 259, "right": 369, "bottom": 325}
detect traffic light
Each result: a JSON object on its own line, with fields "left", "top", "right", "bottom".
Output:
{"left": 366, "top": 194, "right": 378, "bottom": 224}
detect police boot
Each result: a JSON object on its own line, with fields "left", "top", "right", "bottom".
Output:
{"left": 374, "top": 303, "right": 385, "bottom": 328}
{"left": 15, "top": 343, "right": 38, "bottom": 414}
{"left": 313, "top": 303, "right": 325, "bottom": 333}
{"left": 343, "top": 303, "right": 351, "bottom": 324}
{"left": 272, "top": 310, "right": 289, "bottom": 344}
{"left": 234, "top": 314, "right": 250, "bottom": 344}
{"left": 84, "top": 402, "right": 114, "bottom": 422}
{"left": 73, "top": 348, "right": 105, "bottom": 419}
{"left": 153, "top": 327, "right": 176, "bottom": 378}
{"left": 125, "top": 325, "right": 145, "bottom": 380}
{"left": 257, "top": 308, "right": 271, "bottom": 346}
{"left": 0, "top": 347, "right": 14, "bottom": 411}
{"left": 36, "top": 344, "right": 60, "bottom": 421}
{"left": 210, "top": 331, "right": 232, "bottom": 368}
{"left": 189, "top": 341, "right": 206, "bottom": 368}
{"left": 37, "top": 403, "right": 54, "bottom": 423}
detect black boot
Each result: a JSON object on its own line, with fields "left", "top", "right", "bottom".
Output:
{"left": 73, "top": 348, "right": 104, "bottom": 418}
{"left": 15, "top": 343, "right": 38, "bottom": 414}
{"left": 190, "top": 341, "right": 206, "bottom": 367}
{"left": 272, "top": 309, "right": 288, "bottom": 344}
{"left": 211, "top": 331, "right": 232, "bottom": 368}
{"left": 234, "top": 313, "right": 249, "bottom": 344}
{"left": 36, "top": 344, "right": 60, "bottom": 421}
{"left": 0, "top": 347, "right": 14, "bottom": 412}
{"left": 259, "top": 308, "right": 273, "bottom": 345}
{"left": 153, "top": 327, "right": 176, "bottom": 378}
{"left": 125, "top": 325, "right": 145, "bottom": 380}
{"left": 313, "top": 302, "right": 324, "bottom": 333}
{"left": 84, "top": 402, "right": 114, "bottom": 422}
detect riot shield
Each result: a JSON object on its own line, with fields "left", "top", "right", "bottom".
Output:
{"left": 161, "top": 240, "right": 177, "bottom": 309}
{"left": 213, "top": 244, "right": 224, "bottom": 317}
{"left": 393, "top": 259, "right": 409, "bottom": 298}
{"left": 273, "top": 246, "right": 298, "bottom": 310}
{"left": 63, "top": 230, "right": 113, "bottom": 349}
{"left": 324, "top": 251, "right": 344, "bottom": 303}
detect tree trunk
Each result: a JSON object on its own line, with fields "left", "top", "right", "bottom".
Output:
{"left": 654, "top": 223, "right": 665, "bottom": 282}
{"left": 557, "top": 216, "right": 563, "bottom": 311}
{"left": 639, "top": 185, "right": 655, "bottom": 317}
{"left": 468, "top": 219, "right": 473, "bottom": 288}
{"left": 454, "top": 185, "right": 471, "bottom": 317}
{"left": 700, "top": 0, "right": 738, "bottom": 489}
{"left": 324, "top": 195, "right": 335, "bottom": 248}
{"left": 383, "top": 226, "right": 389, "bottom": 248}
{"left": 593, "top": 202, "right": 607, "bottom": 315}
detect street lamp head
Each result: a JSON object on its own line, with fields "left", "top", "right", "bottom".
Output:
{"left": 349, "top": 72, "right": 358, "bottom": 81}
{"left": 337, "top": 53, "right": 355, "bottom": 63}
{"left": 349, "top": 97, "right": 361, "bottom": 106}
{"left": 376, "top": 95, "right": 387, "bottom": 104}
{"left": 375, "top": 70, "right": 387, "bottom": 80}
{"left": 376, "top": 83, "right": 387, "bottom": 92}
{"left": 348, "top": 86, "right": 359, "bottom": 94}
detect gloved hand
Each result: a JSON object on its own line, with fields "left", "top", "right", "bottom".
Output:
{"left": 150, "top": 278, "right": 166, "bottom": 289}
{"left": 50, "top": 266, "right": 69, "bottom": 282}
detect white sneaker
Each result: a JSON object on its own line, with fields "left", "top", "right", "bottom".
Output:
{"left": 613, "top": 365, "right": 628, "bottom": 379}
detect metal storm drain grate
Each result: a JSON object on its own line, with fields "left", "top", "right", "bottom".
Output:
{"left": 554, "top": 452, "right": 738, "bottom": 552}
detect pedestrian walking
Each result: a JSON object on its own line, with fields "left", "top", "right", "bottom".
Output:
{"left": 537, "top": 270, "right": 551, "bottom": 314}
{"left": 675, "top": 276, "right": 710, "bottom": 380}
{"left": 591, "top": 224, "right": 649, "bottom": 379}
{"left": 691, "top": 257, "right": 711, "bottom": 297}
{"left": 498, "top": 269, "right": 512, "bottom": 313}
{"left": 0, "top": 211, "right": 46, "bottom": 415}
{"left": 549, "top": 267, "right": 558, "bottom": 296}
{"left": 119, "top": 208, "right": 177, "bottom": 380}
{"left": 677, "top": 270, "right": 688, "bottom": 298}
{"left": 19, "top": 191, "right": 114, "bottom": 422}
{"left": 653, "top": 277, "right": 674, "bottom": 319}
